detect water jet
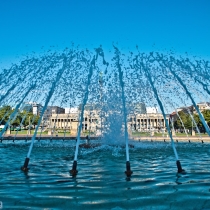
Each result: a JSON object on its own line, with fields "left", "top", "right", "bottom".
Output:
{"left": 0, "top": 47, "right": 209, "bottom": 177}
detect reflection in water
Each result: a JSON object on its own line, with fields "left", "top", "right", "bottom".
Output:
{"left": 1, "top": 141, "right": 210, "bottom": 209}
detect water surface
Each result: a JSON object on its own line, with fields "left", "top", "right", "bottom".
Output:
{"left": 1, "top": 140, "right": 210, "bottom": 209}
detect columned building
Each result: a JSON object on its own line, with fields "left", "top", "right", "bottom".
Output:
{"left": 49, "top": 111, "right": 169, "bottom": 135}
{"left": 42, "top": 106, "right": 65, "bottom": 127}
{"left": 50, "top": 110, "right": 101, "bottom": 135}
{"left": 128, "top": 113, "right": 169, "bottom": 132}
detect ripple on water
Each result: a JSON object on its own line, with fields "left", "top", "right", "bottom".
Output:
{"left": 1, "top": 141, "right": 210, "bottom": 209}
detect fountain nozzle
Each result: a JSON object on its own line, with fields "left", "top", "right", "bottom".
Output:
{"left": 21, "top": 157, "right": 29, "bottom": 172}
{"left": 125, "top": 161, "right": 133, "bottom": 177}
{"left": 70, "top": 160, "right": 78, "bottom": 177}
{"left": 176, "top": 160, "right": 185, "bottom": 174}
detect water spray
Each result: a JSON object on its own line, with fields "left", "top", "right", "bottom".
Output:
{"left": 137, "top": 57, "right": 185, "bottom": 173}
{"left": 113, "top": 46, "right": 133, "bottom": 177}
{"left": 70, "top": 47, "right": 108, "bottom": 176}
{"left": 21, "top": 56, "right": 68, "bottom": 172}
{"left": 70, "top": 51, "right": 97, "bottom": 176}
{"left": 0, "top": 85, "right": 35, "bottom": 138}
{"left": 163, "top": 59, "right": 210, "bottom": 137}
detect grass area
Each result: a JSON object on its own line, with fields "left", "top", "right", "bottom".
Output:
{"left": 131, "top": 131, "right": 209, "bottom": 137}
{"left": 6, "top": 130, "right": 208, "bottom": 137}
{"left": 10, "top": 130, "right": 49, "bottom": 135}
{"left": 8, "top": 130, "right": 93, "bottom": 136}
{"left": 10, "top": 130, "right": 29, "bottom": 135}
{"left": 36, "top": 131, "right": 48, "bottom": 134}
{"left": 132, "top": 132, "right": 152, "bottom": 137}
{"left": 9, "top": 130, "right": 71, "bottom": 136}
{"left": 57, "top": 131, "right": 71, "bottom": 134}
{"left": 82, "top": 131, "right": 95, "bottom": 135}
{"left": 131, "top": 132, "right": 166, "bottom": 137}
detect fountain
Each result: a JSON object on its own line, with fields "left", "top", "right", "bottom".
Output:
{"left": 0, "top": 47, "right": 210, "bottom": 177}
{"left": 1, "top": 47, "right": 210, "bottom": 209}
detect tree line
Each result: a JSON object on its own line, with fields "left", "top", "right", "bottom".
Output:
{"left": 173, "top": 110, "right": 210, "bottom": 133}
{"left": 0, "top": 105, "right": 39, "bottom": 129}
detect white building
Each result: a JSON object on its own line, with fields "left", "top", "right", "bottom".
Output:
{"left": 65, "top": 107, "right": 79, "bottom": 114}
{"left": 146, "top": 107, "right": 158, "bottom": 114}
{"left": 31, "top": 103, "right": 43, "bottom": 115}
{"left": 22, "top": 102, "right": 43, "bottom": 115}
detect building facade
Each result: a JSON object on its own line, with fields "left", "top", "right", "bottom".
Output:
{"left": 50, "top": 110, "right": 101, "bottom": 135}
{"left": 22, "top": 102, "right": 43, "bottom": 115}
{"left": 128, "top": 113, "right": 169, "bottom": 132}
{"left": 49, "top": 110, "right": 169, "bottom": 135}
{"left": 42, "top": 106, "right": 65, "bottom": 127}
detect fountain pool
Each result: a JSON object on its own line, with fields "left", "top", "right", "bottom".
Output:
{"left": 1, "top": 140, "right": 210, "bottom": 209}
{"left": 1, "top": 47, "right": 210, "bottom": 209}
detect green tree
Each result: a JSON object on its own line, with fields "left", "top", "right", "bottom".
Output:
{"left": 0, "top": 106, "right": 40, "bottom": 129}
{"left": 175, "top": 111, "right": 192, "bottom": 130}
{"left": 19, "top": 111, "right": 40, "bottom": 129}
{"left": 19, "top": 111, "right": 32, "bottom": 128}
{"left": 10, "top": 114, "right": 21, "bottom": 127}
{"left": 202, "top": 110, "right": 210, "bottom": 126}
{"left": 175, "top": 109, "right": 210, "bottom": 134}
{"left": 196, "top": 110, "right": 210, "bottom": 133}
{"left": 32, "top": 115, "right": 40, "bottom": 128}
{"left": 0, "top": 106, "right": 12, "bottom": 124}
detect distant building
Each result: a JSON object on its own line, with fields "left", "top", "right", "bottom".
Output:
{"left": 50, "top": 110, "right": 101, "bottom": 135}
{"left": 191, "top": 102, "right": 210, "bottom": 114}
{"left": 32, "top": 103, "right": 43, "bottom": 115}
{"left": 21, "top": 103, "right": 33, "bottom": 112}
{"left": 126, "top": 103, "right": 167, "bottom": 131}
{"left": 134, "top": 102, "right": 147, "bottom": 114}
{"left": 78, "top": 103, "right": 101, "bottom": 111}
{"left": 21, "top": 102, "right": 43, "bottom": 115}
{"left": 127, "top": 102, "right": 147, "bottom": 114}
{"left": 128, "top": 113, "right": 169, "bottom": 132}
{"left": 42, "top": 106, "right": 65, "bottom": 127}
{"left": 170, "top": 102, "right": 210, "bottom": 122}
{"left": 65, "top": 107, "right": 79, "bottom": 114}
{"left": 49, "top": 103, "right": 169, "bottom": 135}
{"left": 174, "top": 102, "right": 210, "bottom": 114}
{"left": 50, "top": 106, "right": 65, "bottom": 114}
{"left": 146, "top": 107, "right": 158, "bottom": 114}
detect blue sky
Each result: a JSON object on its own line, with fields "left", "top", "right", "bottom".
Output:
{"left": 0, "top": 0, "right": 210, "bottom": 67}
